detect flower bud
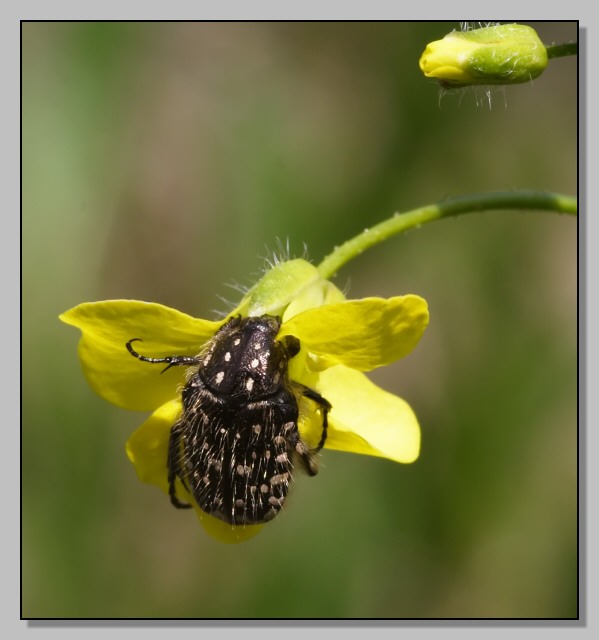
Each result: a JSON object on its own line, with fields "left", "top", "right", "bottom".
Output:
{"left": 419, "top": 23, "right": 548, "bottom": 88}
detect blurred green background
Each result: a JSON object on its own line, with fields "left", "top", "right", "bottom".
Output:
{"left": 22, "top": 22, "right": 577, "bottom": 619}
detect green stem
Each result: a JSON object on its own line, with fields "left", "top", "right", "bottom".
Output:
{"left": 546, "top": 42, "right": 578, "bottom": 59}
{"left": 317, "top": 190, "right": 577, "bottom": 280}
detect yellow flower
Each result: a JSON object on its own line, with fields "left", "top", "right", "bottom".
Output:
{"left": 419, "top": 23, "right": 548, "bottom": 88}
{"left": 59, "top": 259, "right": 429, "bottom": 543}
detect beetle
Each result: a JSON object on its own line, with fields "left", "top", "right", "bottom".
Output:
{"left": 126, "top": 314, "right": 331, "bottom": 525}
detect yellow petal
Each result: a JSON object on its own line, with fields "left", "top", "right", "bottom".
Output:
{"left": 419, "top": 33, "right": 481, "bottom": 84}
{"left": 60, "top": 300, "right": 222, "bottom": 411}
{"left": 125, "top": 398, "right": 181, "bottom": 492}
{"left": 282, "top": 278, "right": 346, "bottom": 321}
{"left": 195, "top": 511, "right": 263, "bottom": 543}
{"left": 317, "top": 365, "right": 420, "bottom": 463}
{"left": 280, "top": 296, "right": 429, "bottom": 371}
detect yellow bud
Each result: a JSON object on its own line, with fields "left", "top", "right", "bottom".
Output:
{"left": 419, "top": 24, "right": 548, "bottom": 88}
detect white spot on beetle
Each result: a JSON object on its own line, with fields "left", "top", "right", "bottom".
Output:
{"left": 270, "top": 473, "right": 290, "bottom": 486}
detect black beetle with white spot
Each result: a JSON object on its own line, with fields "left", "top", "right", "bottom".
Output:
{"left": 126, "top": 315, "right": 331, "bottom": 525}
